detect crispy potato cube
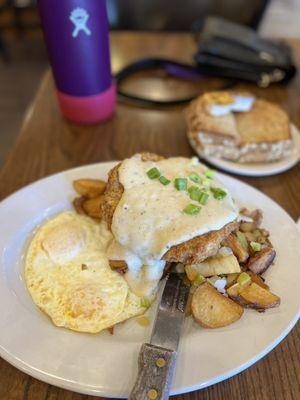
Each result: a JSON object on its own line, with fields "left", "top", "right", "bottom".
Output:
{"left": 222, "top": 233, "right": 249, "bottom": 263}
{"left": 239, "top": 282, "right": 280, "bottom": 310}
{"left": 248, "top": 272, "right": 269, "bottom": 290}
{"left": 227, "top": 282, "right": 241, "bottom": 298}
{"left": 82, "top": 195, "right": 104, "bottom": 219}
{"left": 244, "top": 232, "right": 256, "bottom": 242}
{"left": 186, "top": 254, "right": 241, "bottom": 279}
{"left": 240, "top": 222, "right": 255, "bottom": 232}
{"left": 227, "top": 272, "right": 271, "bottom": 305}
{"left": 185, "top": 285, "right": 197, "bottom": 317}
{"left": 247, "top": 247, "right": 276, "bottom": 275}
{"left": 225, "top": 273, "right": 239, "bottom": 288}
{"left": 73, "top": 179, "right": 106, "bottom": 199}
{"left": 240, "top": 208, "right": 263, "bottom": 228}
{"left": 73, "top": 196, "right": 86, "bottom": 215}
{"left": 191, "top": 282, "right": 244, "bottom": 328}
{"left": 185, "top": 265, "right": 199, "bottom": 281}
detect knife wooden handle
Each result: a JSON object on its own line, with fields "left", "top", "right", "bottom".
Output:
{"left": 129, "top": 343, "right": 177, "bottom": 400}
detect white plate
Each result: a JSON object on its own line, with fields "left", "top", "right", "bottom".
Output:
{"left": 0, "top": 162, "right": 299, "bottom": 398}
{"left": 193, "top": 124, "right": 300, "bottom": 177}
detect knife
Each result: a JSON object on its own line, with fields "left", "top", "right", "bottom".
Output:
{"left": 129, "top": 268, "right": 190, "bottom": 400}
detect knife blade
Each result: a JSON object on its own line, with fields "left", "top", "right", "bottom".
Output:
{"left": 129, "top": 268, "right": 190, "bottom": 400}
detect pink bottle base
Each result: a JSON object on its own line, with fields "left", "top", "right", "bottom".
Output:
{"left": 56, "top": 84, "right": 116, "bottom": 125}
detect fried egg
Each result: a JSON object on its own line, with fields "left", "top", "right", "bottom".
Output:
{"left": 25, "top": 211, "right": 146, "bottom": 333}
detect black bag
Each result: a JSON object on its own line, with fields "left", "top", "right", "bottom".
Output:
{"left": 194, "top": 17, "right": 296, "bottom": 87}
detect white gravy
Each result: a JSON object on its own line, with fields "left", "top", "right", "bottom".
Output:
{"left": 108, "top": 155, "right": 238, "bottom": 297}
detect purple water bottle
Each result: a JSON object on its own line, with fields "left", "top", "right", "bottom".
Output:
{"left": 38, "top": 0, "right": 115, "bottom": 124}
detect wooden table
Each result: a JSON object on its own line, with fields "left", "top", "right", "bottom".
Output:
{"left": 0, "top": 32, "right": 299, "bottom": 400}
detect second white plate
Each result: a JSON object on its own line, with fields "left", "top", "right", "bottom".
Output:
{"left": 192, "top": 124, "right": 300, "bottom": 177}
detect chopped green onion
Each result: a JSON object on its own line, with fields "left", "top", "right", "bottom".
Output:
{"left": 159, "top": 176, "right": 170, "bottom": 186}
{"left": 147, "top": 167, "right": 160, "bottom": 179}
{"left": 202, "top": 178, "right": 211, "bottom": 187}
{"left": 183, "top": 204, "right": 201, "bottom": 215}
{"left": 236, "top": 231, "right": 248, "bottom": 251}
{"left": 237, "top": 272, "right": 251, "bottom": 288}
{"left": 188, "top": 187, "right": 209, "bottom": 205}
{"left": 188, "top": 186, "right": 201, "bottom": 201}
{"left": 140, "top": 297, "right": 152, "bottom": 308}
{"left": 174, "top": 178, "right": 188, "bottom": 191}
{"left": 194, "top": 273, "right": 206, "bottom": 286}
{"left": 198, "top": 191, "right": 209, "bottom": 205}
{"left": 205, "top": 169, "right": 215, "bottom": 179}
{"left": 250, "top": 241, "right": 261, "bottom": 252}
{"left": 210, "top": 187, "right": 227, "bottom": 200}
{"left": 189, "top": 172, "right": 201, "bottom": 184}
{"left": 200, "top": 187, "right": 209, "bottom": 192}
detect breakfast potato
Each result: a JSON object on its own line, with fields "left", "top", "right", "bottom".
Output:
{"left": 185, "top": 285, "right": 197, "bottom": 317}
{"left": 248, "top": 272, "right": 269, "bottom": 290}
{"left": 225, "top": 273, "right": 239, "bottom": 288}
{"left": 228, "top": 282, "right": 280, "bottom": 310}
{"left": 227, "top": 271, "right": 268, "bottom": 295}
{"left": 191, "top": 282, "right": 244, "bottom": 328}
{"left": 239, "top": 221, "right": 255, "bottom": 233}
{"left": 239, "top": 282, "right": 280, "bottom": 310}
{"left": 73, "top": 196, "right": 86, "bottom": 215}
{"left": 73, "top": 179, "right": 106, "bottom": 199}
{"left": 240, "top": 208, "right": 263, "bottom": 228}
{"left": 82, "top": 195, "right": 104, "bottom": 219}
{"left": 244, "top": 228, "right": 269, "bottom": 245}
{"left": 227, "top": 282, "right": 241, "bottom": 298}
{"left": 247, "top": 247, "right": 276, "bottom": 275}
{"left": 223, "top": 233, "right": 249, "bottom": 263}
{"left": 186, "top": 254, "right": 241, "bottom": 279}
